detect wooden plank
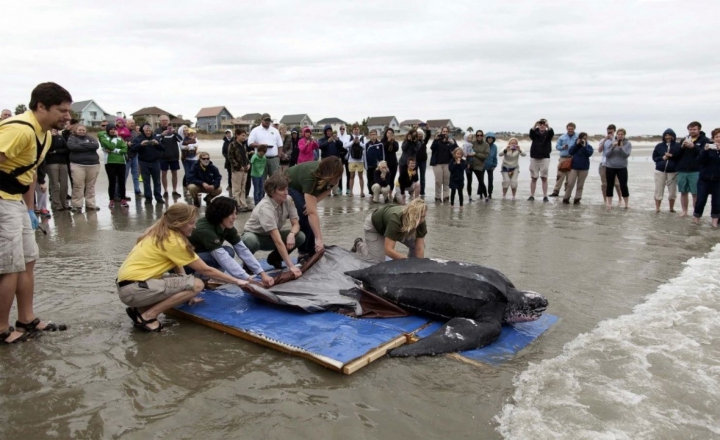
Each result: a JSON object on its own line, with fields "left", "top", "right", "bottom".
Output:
{"left": 447, "top": 353, "right": 493, "bottom": 370}
{"left": 342, "top": 335, "right": 408, "bottom": 375}
{"left": 166, "top": 308, "right": 344, "bottom": 372}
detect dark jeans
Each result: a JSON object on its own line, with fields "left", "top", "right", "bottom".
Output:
{"left": 468, "top": 169, "right": 486, "bottom": 197}
{"left": 105, "top": 163, "right": 126, "bottom": 200}
{"left": 484, "top": 169, "right": 494, "bottom": 197}
{"left": 694, "top": 179, "right": 720, "bottom": 219}
{"left": 418, "top": 161, "right": 427, "bottom": 195}
{"left": 183, "top": 159, "right": 197, "bottom": 187}
{"left": 252, "top": 176, "right": 265, "bottom": 204}
{"left": 246, "top": 170, "right": 252, "bottom": 198}
{"left": 289, "top": 187, "right": 314, "bottom": 255}
{"left": 139, "top": 160, "right": 162, "bottom": 201}
{"left": 367, "top": 166, "right": 376, "bottom": 194}
{"left": 605, "top": 167, "right": 629, "bottom": 198}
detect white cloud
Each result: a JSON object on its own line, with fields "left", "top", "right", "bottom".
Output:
{"left": 1, "top": 0, "right": 717, "bottom": 135}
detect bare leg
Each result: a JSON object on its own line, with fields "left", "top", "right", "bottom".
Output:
{"left": 530, "top": 178, "right": 537, "bottom": 197}
{"left": 669, "top": 199, "right": 676, "bottom": 212}
{"left": 137, "top": 279, "right": 204, "bottom": 330}
{"left": 349, "top": 171, "right": 355, "bottom": 195}
{"left": 679, "top": 193, "right": 689, "bottom": 217}
{"left": 623, "top": 197, "right": 630, "bottom": 209}
{"left": 511, "top": 188, "right": 517, "bottom": 200}
{"left": 541, "top": 177, "right": 548, "bottom": 197}
{"left": 692, "top": 194, "right": 698, "bottom": 212}
{"left": 0, "top": 273, "right": 24, "bottom": 342}
{"left": 171, "top": 170, "right": 178, "bottom": 192}
{"left": 15, "top": 261, "right": 52, "bottom": 329}
{"left": 161, "top": 170, "right": 168, "bottom": 193}
{"left": 359, "top": 172, "right": 365, "bottom": 196}
{"left": 655, "top": 199, "right": 661, "bottom": 212}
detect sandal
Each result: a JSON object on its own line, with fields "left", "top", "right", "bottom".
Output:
{"left": 0, "top": 326, "right": 31, "bottom": 345}
{"left": 125, "top": 307, "right": 142, "bottom": 327}
{"left": 15, "top": 317, "right": 67, "bottom": 333}
{"left": 136, "top": 314, "right": 163, "bottom": 333}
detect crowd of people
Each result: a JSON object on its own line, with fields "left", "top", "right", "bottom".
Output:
{"left": 2, "top": 82, "right": 720, "bottom": 340}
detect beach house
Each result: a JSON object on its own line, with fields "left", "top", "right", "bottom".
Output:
{"left": 196, "top": 106, "right": 234, "bottom": 133}
{"left": 315, "top": 117, "right": 348, "bottom": 134}
{"left": 426, "top": 119, "right": 455, "bottom": 135}
{"left": 399, "top": 119, "right": 425, "bottom": 134}
{"left": 131, "top": 107, "right": 191, "bottom": 129}
{"left": 71, "top": 100, "right": 113, "bottom": 128}
{"left": 366, "top": 116, "right": 400, "bottom": 135}
{"left": 280, "top": 114, "right": 314, "bottom": 130}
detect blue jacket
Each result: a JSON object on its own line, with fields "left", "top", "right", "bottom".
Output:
{"left": 484, "top": 133, "right": 498, "bottom": 170}
{"left": 676, "top": 131, "right": 709, "bottom": 173}
{"left": 556, "top": 132, "right": 578, "bottom": 158}
{"left": 364, "top": 140, "right": 385, "bottom": 168}
{"left": 652, "top": 129, "right": 682, "bottom": 173}
{"left": 131, "top": 126, "right": 164, "bottom": 163}
{"left": 188, "top": 160, "right": 222, "bottom": 189}
{"left": 568, "top": 141, "right": 594, "bottom": 170}
{"left": 697, "top": 147, "right": 720, "bottom": 182}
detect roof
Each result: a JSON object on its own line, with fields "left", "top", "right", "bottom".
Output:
{"left": 71, "top": 99, "right": 110, "bottom": 116}
{"left": 426, "top": 119, "right": 453, "bottom": 128}
{"left": 316, "top": 117, "right": 347, "bottom": 125}
{"left": 239, "top": 113, "right": 262, "bottom": 121}
{"left": 399, "top": 119, "right": 424, "bottom": 126}
{"left": 170, "top": 117, "right": 192, "bottom": 125}
{"left": 196, "top": 106, "right": 233, "bottom": 118}
{"left": 222, "top": 118, "right": 255, "bottom": 125}
{"left": 366, "top": 116, "right": 396, "bottom": 126}
{"left": 280, "top": 114, "right": 311, "bottom": 124}
{"left": 131, "top": 106, "right": 176, "bottom": 118}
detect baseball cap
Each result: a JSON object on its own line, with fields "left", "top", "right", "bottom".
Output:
{"left": 261, "top": 113, "right": 271, "bottom": 121}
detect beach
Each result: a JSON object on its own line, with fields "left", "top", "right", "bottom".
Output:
{"left": 1, "top": 140, "right": 719, "bottom": 439}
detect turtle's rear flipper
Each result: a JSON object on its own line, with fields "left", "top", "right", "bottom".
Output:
{"left": 389, "top": 317, "right": 501, "bottom": 357}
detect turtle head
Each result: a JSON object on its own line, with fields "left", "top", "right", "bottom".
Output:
{"left": 503, "top": 290, "right": 548, "bottom": 323}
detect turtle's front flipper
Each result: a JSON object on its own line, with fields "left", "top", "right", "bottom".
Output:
{"left": 389, "top": 318, "right": 501, "bottom": 357}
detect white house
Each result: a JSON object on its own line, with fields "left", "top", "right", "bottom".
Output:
{"left": 314, "top": 117, "right": 348, "bottom": 134}
{"left": 426, "top": 119, "right": 456, "bottom": 135}
{"left": 71, "top": 100, "right": 112, "bottom": 127}
{"left": 280, "top": 114, "right": 314, "bottom": 130}
{"left": 366, "top": 116, "right": 400, "bottom": 135}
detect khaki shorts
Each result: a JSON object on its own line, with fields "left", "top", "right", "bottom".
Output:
{"left": 0, "top": 199, "right": 39, "bottom": 274}
{"left": 348, "top": 162, "right": 365, "bottom": 173}
{"left": 529, "top": 158, "right": 550, "bottom": 179}
{"left": 117, "top": 274, "right": 196, "bottom": 308}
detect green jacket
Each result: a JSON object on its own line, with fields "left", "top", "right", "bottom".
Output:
{"left": 471, "top": 140, "right": 490, "bottom": 171}
{"left": 98, "top": 132, "right": 128, "bottom": 165}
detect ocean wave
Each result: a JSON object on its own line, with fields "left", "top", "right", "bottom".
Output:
{"left": 496, "top": 244, "right": 720, "bottom": 439}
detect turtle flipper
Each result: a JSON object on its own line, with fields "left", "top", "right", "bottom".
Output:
{"left": 389, "top": 317, "right": 501, "bottom": 357}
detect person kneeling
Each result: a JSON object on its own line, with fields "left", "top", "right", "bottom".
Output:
{"left": 188, "top": 197, "right": 275, "bottom": 287}
{"left": 352, "top": 199, "right": 427, "bottom": 263}
{"left": 397, "top": 157, "right": 421, "bottom": 204}
{"left": 187, "top": 151, "right": 222, "bottom": 207}
{"left": 116, "top": 204, "right": 250, "bottom": 332}
{"left": 242, "top": 172, "right": 304, "bottom": 278}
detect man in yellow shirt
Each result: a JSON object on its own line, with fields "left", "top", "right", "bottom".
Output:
{"left": 0, "top": 82, "right": 72, "bottom": 344}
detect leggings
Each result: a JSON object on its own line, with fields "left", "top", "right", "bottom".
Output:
{"left": 106, "top": 163, "right": 126, "bottom": 200}
{"left": 605, "top": 167, "right": 629, "bottom": 198}
{"left": 469, "top": 169, "right": 487, "bottom": 197}
{"left": 450, "top": 188, "right": 464, "bottom": 206}
{"left": 484, "top": 169, "right": 494, "bottom": 197}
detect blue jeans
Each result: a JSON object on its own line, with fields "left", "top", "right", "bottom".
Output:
{"left": 693, "top": 178, "right": 720, "bottom": 219}
{"left": 183, "top": 159, "right": 197, "bottom": 187}
{"left": 125, "top": 156, "right": 140, "bottom": 195}
{"left": 252, "top": 176, "right": 265, "bottom": 204}
{"left": 289, "top": 187, "right": 314, "bottom": 255}
{"left": 139, "top": 160, "right": 162, "bottom": 201}
{"left": 418, "top": 161, "right": 427, "bottom": 195}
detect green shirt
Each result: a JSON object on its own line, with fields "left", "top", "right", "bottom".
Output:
{"left": 250, "top": 153, "right": 267, "bottom": 178}
{"left": 371, "top": 204, "right": 427, "bottom": 242}
{"left": 188, "top": 217, "right": 241, "bottom": 252}
{"left": 286, "top": 161, "right": 328, "bottom": 197}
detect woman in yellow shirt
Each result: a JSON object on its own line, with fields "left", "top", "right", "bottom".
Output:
{"left": 116, "top": 204, "right": 249, "bottom": 332}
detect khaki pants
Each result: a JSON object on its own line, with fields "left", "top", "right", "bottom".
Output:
{"left": 433, "top": 164, "right": 450, "bottom": 200}
{"left": 564, "top": 169, "right": 589, "bottom": 201}
{"left": 231, "top": 170, "right": 248, "bottom": 208}
{"left": 46, "top": 163, "right": 69, "bottom": 210}
{"left": 188, "top": 184, "right": 222, "bottom": 201}
{"left": 371, "top": 184, "right": 390, "bottom": 203}
{"left": 553, "top": 165, "right": 570, "bottom": 193}
{"left": 599, "top": 164, "right": 621, "bottom": 198}
{"left": 70, "top": 163, "right": 100, "bottom": 209}
{"left": 356, "top": 213, "right": 417, "bottom": 263}
{"left": 654, "top": 171, "right": 678, "bottom": 201}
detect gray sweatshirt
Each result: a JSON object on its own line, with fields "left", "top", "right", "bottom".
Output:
{"left": 67, "top": 135, "right": 100, "bottom": 165}
{"left": 605, "top": 140, "right": 632, "bottom": 169}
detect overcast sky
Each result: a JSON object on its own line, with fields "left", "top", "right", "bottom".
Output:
{"left": 2, "top": 0, "right": 718, "bottom": 135}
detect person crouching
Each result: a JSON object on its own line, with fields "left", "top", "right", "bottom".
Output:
{"left": 187, "top": 151, "right": 222, "bottom": 207}
{"left": 372, "top": 161, "right": 392, "bottom": 203}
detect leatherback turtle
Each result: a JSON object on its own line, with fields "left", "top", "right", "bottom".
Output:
{"left": 345, "top": 258, "right": 548, "bottom": 357}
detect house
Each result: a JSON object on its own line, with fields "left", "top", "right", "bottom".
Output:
{"left": 399, "top": 119, "right": 425, "bottom": 134}
{"left": 71, "top": 100, "right": 113, "bottom": 127}
{"left": 366, "top": 116, "right": 400, "bottom": 135}
{"left": 239, "top": 113, "right": 263, "bottom": 123}
{"left": 220, "top": 118, "right": 256, "bottom": 133}
{"left": 131, "top": 107, "right": 191, "bottom": 129}
{"left": 195, "top": 106, "right": 234, "bottom": 133}
{"left": 279, "top": 114, "right": 314, "bottom": 130}
{"left": 314, "top": 117, "right": 348, "bottom": 134}
{"left": 426, "top": 119, "right": 455, "bottom": 135}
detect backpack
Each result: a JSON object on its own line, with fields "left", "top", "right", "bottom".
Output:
{"left": 350, "top": 136, "right": 365, "bottom": 159}
{"left": 0, "top": 120, "right": 47, "bottom": 195}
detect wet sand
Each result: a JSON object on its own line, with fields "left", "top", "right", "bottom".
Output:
{"left": 1, "top": 142, "right": 716, "bottom": 439}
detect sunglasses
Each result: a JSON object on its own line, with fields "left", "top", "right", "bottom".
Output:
{"left": 263, "top": 118, "right": 271, "bottom": 122}
{"left": 476, "top": 134, "right": 484, "bottom": 137}
{"left": 200, "top": 157, "right": 210, "bottom": 161}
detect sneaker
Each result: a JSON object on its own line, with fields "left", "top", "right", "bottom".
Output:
{"left": 266, "top": 250, "right": 283, "bottom": 270}
{"left": 562, "top": 198, "right": 570, "bottom": 204}
{"left": 549, "top": 193, "right": 559, "bottom": 197}
{"left": 108, "top": 201, "right": 115, "bottom": 208}
{"left": 543, "top": 196, "right": 549, "bottom": 202}
{"left": 155, "top": 199, "right": 164, "bottom": 205}
{"left": 66, "top": 195, "right": 72, "bottom": 200}
{"left": 172, "top": 191, "right": 182, "bottom": 198}
{"left": 163, "top": 192, "right": 169, "bottom": 197}
{"left": 135, "top": 191, "right": 142, "bottom": 196}
{"left": 527, "top": 196, "right": 535, "bottom": 201}
{"left": 435, "top": 198, "right": 442, "bottom": 202}
{"left": 71, "top": 207, "right": 82, "bottom": 214}
{"left": 203, "top": 194, "right": 213, "bottom": 205}
{"left": 360, "top": 193, "right": 366, "bottom": 198}
{"left": 144, "top": 199, "right": 153, "bottom": 205}
{"left": 468, "top": 197, "right": 473, "bottom": 202}
{"left": 121, "top": 200, "right": 129, "bottom": 208}
{"left": 87, "top": 206, "right": 101, "bottom": 211}
{"left": 39, "top": 209, "right": 51, "bottom": 218}
{"left": 573, "top": 199, "right": 581, "bottom": 205}
{"left": 350, "top": 237, "right": 364, "bottom": 253}
{"left": 122, "top": 196, "right": 132, "bottom": 202}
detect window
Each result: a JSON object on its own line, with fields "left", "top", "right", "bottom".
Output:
{"left": 90, "top": 111, "right": 97, "bottom": 119}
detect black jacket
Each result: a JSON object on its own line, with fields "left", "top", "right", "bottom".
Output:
{"left": 45, "top": 134, "right": 70, "bottom": 165}
{"left": 188, "top": 161, "right": 222, "bottom": 188}
{"left": 430, "top": 136, "right": 456, "bottom": 165}
{"left": 529, "top": 127, "right": 554, "bottom": 159}
{"left": 676, "top": 131, "right": 710, "bottom": 173}
{"left": 131, "top": 133, "right": 165, "bottom": 163}
{"left": 154, "top": 127, "right": 181, "bottom": 161}
{"left": 697, "top": 147, "right": 720, "bottom": 182}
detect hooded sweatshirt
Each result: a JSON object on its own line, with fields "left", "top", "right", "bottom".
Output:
{"left": 45, "top": 133, "right": 70, "bottom": 165}
{"left": 67, "top": 133, "right": 100, "bottom": 165}
{"left": 675, "top": 131, "right": 710, "bottom": 173}
{"left": 289, "top": 129, "right": 300, "bottom": 166}
{"left": 652, "top": 129, "right": 682, "bottom": 173}
{"left": 131, "top": 124, "right": 165, "bottom": 163}
{"left": 98, "top": 125, "right": 128, "bottom": 165}
{"left": 115, "top": 118, "right": 132, "bottom": 143}
{"left": 529, "top": 126, "right": 555, "bottom": 159}
{"left": 297, "top": 127, "right": 319, "bottom": 164}
{"left": 484, "top": 133, "right": 498, "bottom": 170}
{"left": 319, "top": 125, "right": 341, "bottom": 159}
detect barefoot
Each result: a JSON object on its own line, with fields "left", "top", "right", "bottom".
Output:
{"left": 606, "top": 203, "right": 612, "bottom": 210}
{"left": 459, "top": 206, "right": 464, "bottom": 210}
{"left": 678, "top": 211, "right": 688, "bottom": 218}
{"left": 188, "top": 297, "right": 205, "bottom": 306}
{"left": 692, "top": 217, "right": 700, "bottom": 224}
{"left": 624, "top": 205, "right": 630, "bottom": 209}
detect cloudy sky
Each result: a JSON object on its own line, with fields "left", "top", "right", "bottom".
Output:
{"left": 2, "top": 0, "right": 717, "bottom": 135}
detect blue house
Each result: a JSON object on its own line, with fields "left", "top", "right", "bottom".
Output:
{"left": 195, "top": 106, "right": 234, "bottom": 133}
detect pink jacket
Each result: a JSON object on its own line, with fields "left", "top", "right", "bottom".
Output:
{"left": 297, "top": 128, "right": 318, "bottom": 164}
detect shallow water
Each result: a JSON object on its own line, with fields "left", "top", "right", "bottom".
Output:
{"left": 1, "top": 140, "right": 718, "bottom": 439}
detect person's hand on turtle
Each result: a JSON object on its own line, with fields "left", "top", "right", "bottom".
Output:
{"left": 289, "top": 265, "right": 302, "bottom": 279}
{"left": 260, "top": 272, "right": 275, "bottom": 288}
